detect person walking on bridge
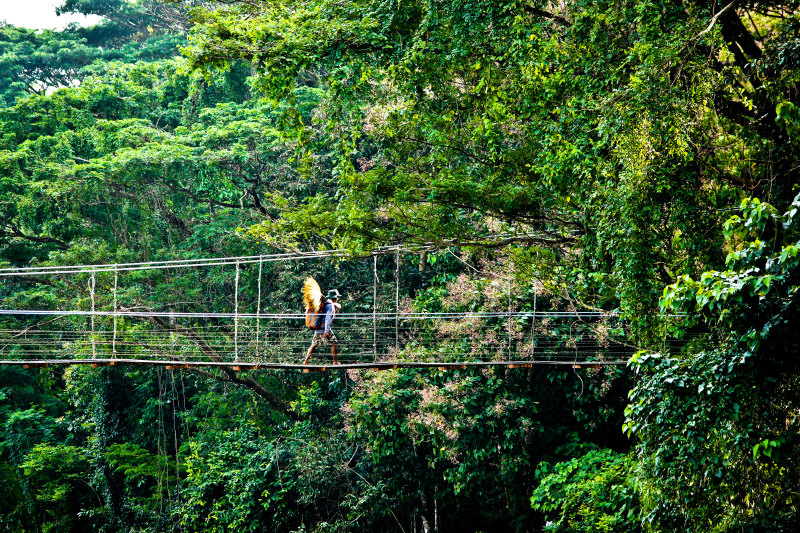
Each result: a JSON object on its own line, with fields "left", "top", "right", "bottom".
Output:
{"left": 303, "top": 278, "right": 341, "bottom": 364}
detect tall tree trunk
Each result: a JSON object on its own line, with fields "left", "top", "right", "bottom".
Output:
{"left": 418, "top": 490, "right": 432, "bottom": 533}
{"left": 413, "top": 444, "right": 432, "bottom": 533}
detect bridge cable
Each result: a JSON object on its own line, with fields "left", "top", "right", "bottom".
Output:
{"left": 373, "top": 254, "right": 378, "bottom": 361}
{"left": 395, "top": 250, "right": 400, "bottom": 353}
{"left": 90, "top": 271, "right": 96, "bottom": 359}
{"left": 112, "top": 265, "right": 118, "bottom": 358}
{"left": 256, "top": 256, "right": 263, "bottom": 357}
{"left": 234, "top": 261, "right": 240, "bottom": 362}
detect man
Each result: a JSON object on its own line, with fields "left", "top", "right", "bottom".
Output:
{"left": 304, "top": 289, "right": 341, "bottom": 364}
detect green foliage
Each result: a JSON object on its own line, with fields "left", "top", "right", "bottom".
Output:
{"left": 180, "top": 423, "right": 304, "bottom": 532}
{"left": 625, "top": 195, "right": 800, "bottom": 530}
{"left": 345, "top": 363, "right": 629, "bottom": 531}
{"left": 661, "top": 194, "right": 800, "bottom": 353}
{"left": 178, "top": 0, "right": 800, "bottom": 337}
{"left": 0, "top": 25, "right": 97, "bottom": 106}
{"left": 4, "top": 408, "right": 61, "bottom": 465}
{"left": 60, "top": 0, "right": 187, "bottom": 46}
{"left": 20, "top": 443, "right": 96, "bottom": 520}
{"left": 0, "top": 0, "right": 185, "bottom": 108}
{"left": 531, "top": 449, "right": 641, "bottom": 532}
{"left": 106, "top": 441, "right": 176, "bottom": 483}
{"left": 4, "top": 0, "right": 800, "bottom": 531}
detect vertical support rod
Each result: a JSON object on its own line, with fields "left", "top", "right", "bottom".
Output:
{"left": 373, "top": 254, "right": 378, "bottom": 360}
{"left": 507, "top": 268, "right": 512, "bottom": 362}
{"left": 90, "top": 271, "right": 96, "bottom": 359}
{"left": 234, "top": 261, "right": 240, "bottom": 361}
{"left": 112, "top": 266, "right": 118, "bottom": 358}
{"left": 531, "top": 282, "right": 537, "bottom": 360}
{"left": 256, "top": 256, "right": 263, "bottom": 358}
{"left": 395, "top": 249, "right": 400, "bottom": 353}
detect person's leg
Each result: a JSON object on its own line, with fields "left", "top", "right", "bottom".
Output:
{"left": 304, "top": 344, "right": 314, "bottom": 364}
{"left": 332, "top": 343, "right": 338, "bottom": 364}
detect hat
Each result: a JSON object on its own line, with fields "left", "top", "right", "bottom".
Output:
{"left": 327, "top": 289, "right": 341, "bottom": 300}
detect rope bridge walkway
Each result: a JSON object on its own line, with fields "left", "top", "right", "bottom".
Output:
{"left": 0, "top": 311, "right": 634, "bottom": 370}
{"left": 0, "top": 249, "right": 662, "bottom": 371}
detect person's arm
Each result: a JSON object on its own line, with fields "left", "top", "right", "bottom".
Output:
{"left": 323, "top": 303, "right": 334, "bottom": 334}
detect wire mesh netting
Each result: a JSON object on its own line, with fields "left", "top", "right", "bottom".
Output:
{"left": 0, "top": 250, "right": 691, "bottom": 367}
{"left": 0, "top": 311, "right": 642, "bottom": 365}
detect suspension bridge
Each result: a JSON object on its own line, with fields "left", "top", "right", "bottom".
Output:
{"left": 0, "top": 248, "right": 649, "bottom": 371}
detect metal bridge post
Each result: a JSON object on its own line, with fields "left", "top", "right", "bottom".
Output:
{"left": 90, "top": 271, "right": 96, "bottom": 359}
{"left": 112, "top": 266, "right": 118, "bottom": 358}
{"left": 234, "top": 261, "right": 240, "bottom": 362}
{"left": 373, "top": 254, "right": 378, "bottom": 360}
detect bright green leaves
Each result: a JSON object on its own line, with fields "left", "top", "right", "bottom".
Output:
{"left": 181, "top": 424, "right": 303, "bottom": 532}
{"left": 531, "top": 449, "right": 641, "bottom": 532}
{"left": 20, "top": 444, "right": 92, "bottom": 502}
{"left": 624, "top": 350, "right": 777, "bottom": 530}
{"left": 0, "top": 26, "right": 98, "bottom": 106}
{"left": 662, "top": 194, "right": 800, "bottom": 347}
{"left": 725, "top": 196, "right": 780, "bottom": 242}
{"left": 182, "top": 0, "right": 584, "bottom": 252}
{"left": 106, "top": 442, "right": 177, "bottom": 483}
{"left": 627, "top": 194, "right": 800, "bottom": 530}
{"left": 347, "top": 367, "right": 542, "bottom": 522}
{"left": 183, "top": 0, "right": 388, "bottom": 103}
{"left": 776, "top": 101, "right": 800, "bottom": 139}
{"left": 752, "top": 437, "right": 785, "bottom": 462}
{"left": 0, "top": 6, "right": 185, "bottom": 108}
{"left": 0, "top": 56, "right": 296, "bottom": 267}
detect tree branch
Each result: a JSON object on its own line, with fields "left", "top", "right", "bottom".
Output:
{"left": 523, "top": 5, "right": 572, "bottom": 27}
{"left": 697, "top": 0, "right": 738, "bottom": 37}
{"left": 144, "top": 315, "right": 297, "bottom": 419}
{"left": 2, "top": 224, "right": 69, "bottom": 250}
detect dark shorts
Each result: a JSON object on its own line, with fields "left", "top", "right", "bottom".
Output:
{"left": 311, "top": 332, "right": 338, "bottom": 349}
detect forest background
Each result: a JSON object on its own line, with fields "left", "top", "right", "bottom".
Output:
{"left": 0, "top": 0, "right": 799, "bottom": 531}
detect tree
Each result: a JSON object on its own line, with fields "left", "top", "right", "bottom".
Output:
{"left": 531, "top": 449, "right": 642, "bottom": 532}
{"left": 178, "top": 0, "right": 800, "bottom": 337}
{"left": 0, "top": 25, "right": 98, "bottom": 106}
{"left": 176, "top": 1, "right": 800, "bottom": 529}
{"left": 625, "top": 194, "right": 800, "bottom": 530}
{"left": 3, "top": 1, "right": 800, "bottom": 530}
{"left": 0, "top": 0, "right": 187, "bottom": 107}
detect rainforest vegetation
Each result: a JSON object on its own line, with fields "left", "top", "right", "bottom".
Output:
{"left": 1, "top": 0, "right": 799, "bottom": 531}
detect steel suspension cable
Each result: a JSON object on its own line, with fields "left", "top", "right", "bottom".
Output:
{"left": 90, "top": 271, "right": 96, "bottom": 359}
{"left": 395, "top": 250, "right": 400, "bottom": 353}
{"left": 112, "top": 266, "right": 118, "bottom": 358}
{"left": 373, "top": 254, "right": 378, "bottom": 360}
{"left": 234, "top": 261, "right": 240, "bottom": 362}
{"left": 256, "top": 256, "right": 263, "bottom": 356}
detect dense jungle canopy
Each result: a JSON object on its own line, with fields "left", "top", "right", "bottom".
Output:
{"left": 1, "top": 0, "right": 799, "bottom": 531}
